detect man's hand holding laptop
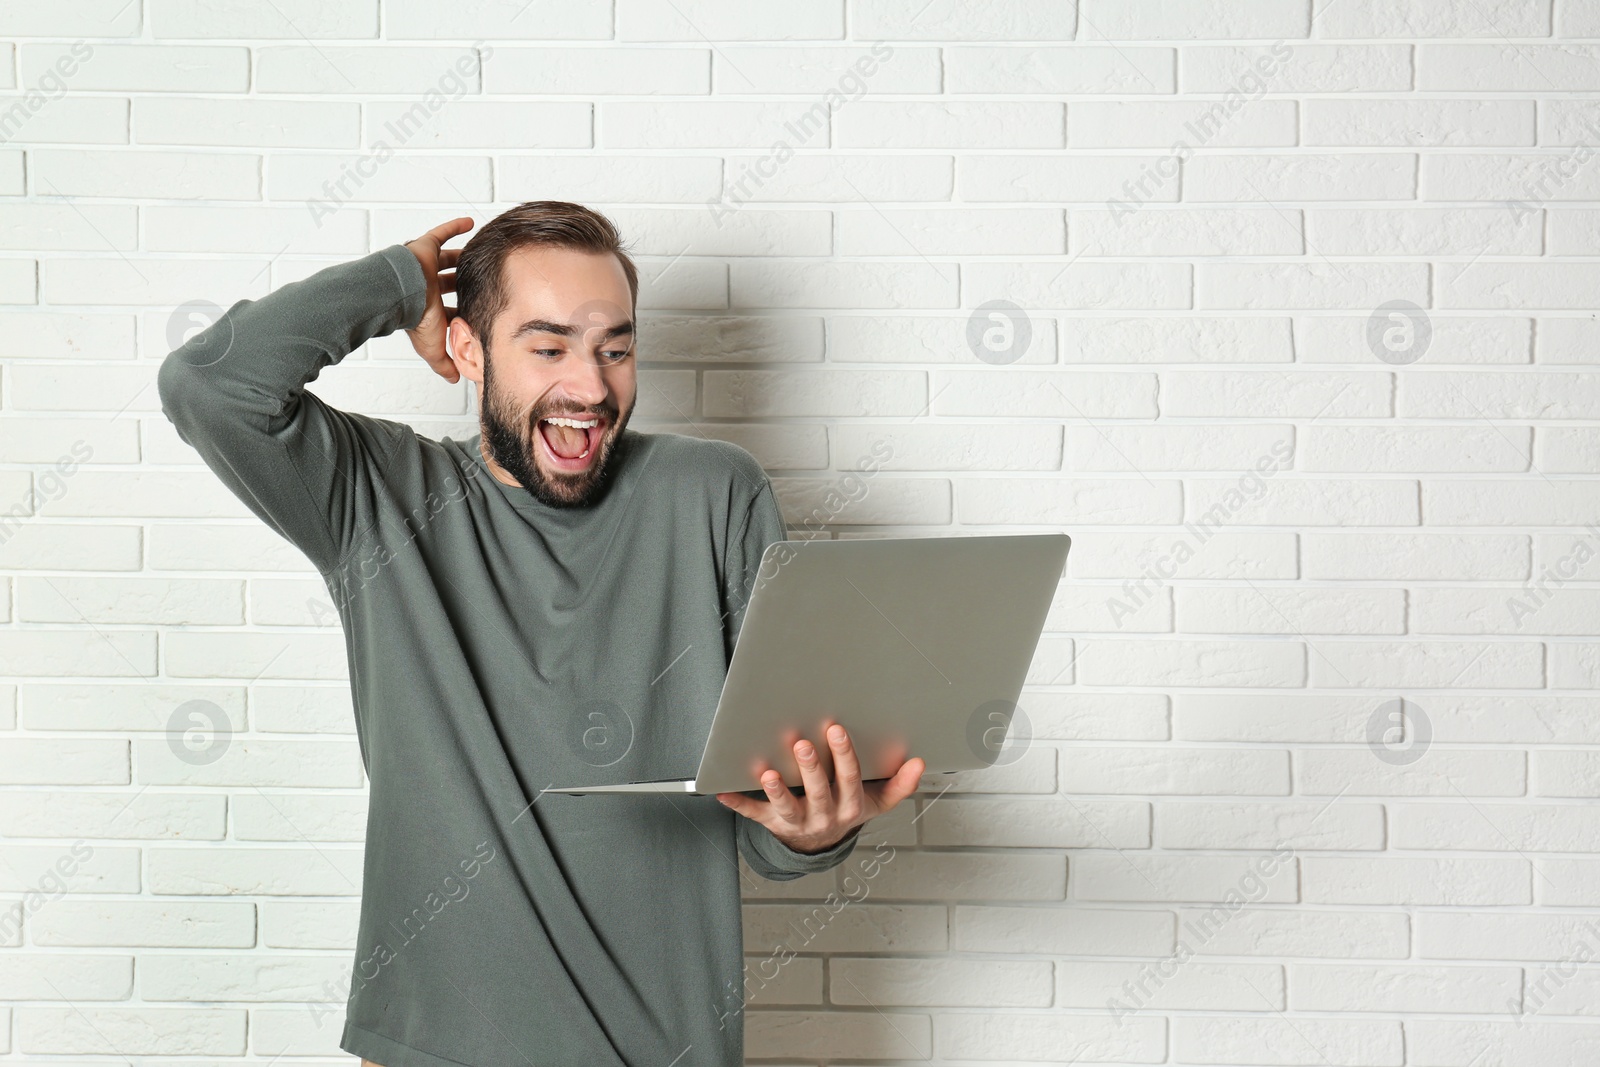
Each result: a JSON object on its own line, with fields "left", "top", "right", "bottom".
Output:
{"left": 716, "top": 724, "right": 924, "bottom": 855}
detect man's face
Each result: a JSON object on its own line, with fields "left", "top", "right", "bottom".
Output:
{"left": 452, "top": 245, "right": 638, "bottom": 509}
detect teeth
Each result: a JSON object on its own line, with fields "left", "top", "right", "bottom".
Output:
{"left": 544, "top": 416, "right": 599, "bottom": 429}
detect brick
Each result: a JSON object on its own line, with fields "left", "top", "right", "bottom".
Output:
{"left": 1305, "top": 210, "right": 1539, "bottom": 257}
{"left": 1303, "top": 857, "right": 1530, "bottom": 905}
{"left": 829, "top": 958, "right": 1051, "bottom": 1006}
{"left": 836, "top": 101, "right": 1064, "bottom": 148}
{"left": 0, "top": 205, "right": 138, "bottom": 251}
{"left": 1077, "top": 638, "right": 1306, "bottom": 687}
{"left": 1393, "top": 802, "right": 1600, "bottom": 850}
{"left": 17, "top": 1008, "right": 243, "bottom": 1054}
{"left": 1300, "top": 426, "right": 1529, "bottom": 472}
{"left": 140, "top": 953, "right": 346, "bottom": 1000}
{"left": 0, "top": 954, "right": 130, "bottom": 999}
{"left": 1023, "top": 691, "right": 1170, "bottom": 741}
{"left": 1181, "top": 45, "right": 1411, "bottom": 92}
{"left": 742, "top": 902, "right": 944, "bottom": 954}
{"left": 956, "top": 477, "right": 1181, "bottom": 525}
{"left": 255, "top": 46, "right": 485, "bottom": 94}
{"left": 1183, "top": 906, "right": 1409, "bottom": 957}
{"left": 1167, "top": 369, "right": 1391, "bottom": 416}
{"left": 1185, "top": 153, "right": 1416, "bottom": 201}
{"left": 1176, "top": 586, "right": 1404, "bottom": 634}
{"left": 150, "top": 0, "right": 377, "bottom": 37}
{"left": 1304, "top": 98, "right": 1534, "bottom": 146}
{"left": 952, "top": 904, "right": 1173, "bottom": 955}
{"left": 617, "top": 0, "right": 841, "bottom": 40}
{"left": 1157, "top": 800, "right": 1384, "bottom": 850}
{"left": 1297, "top": 748, "right": 1526, "bottom": 796}
{"left": 21, "top": 682, "right": 245, "bottom": 732}
{"left": 920, "top": 797, "right": 1149, "bottom": 849}
{"left": 959, "top": 154, "right": 1179, "bottom": 202}
{"left": 1324, "top": 0, "right": 1548, "bottom": 37}
{"left": 1407, "top": 1020, "right": 1600, "bottom": 1066}
{"left": 747, "top": 1011, "right": 930, "bottom": 1060}
{"left": 1071, "top": 99, "right": 1297, "bottom": 148}
{"left": 500, "top": 154, "right": 723, "bottom": 203}
{"left": 1197, "top": 262, "right": 1428, "bottom": 309}
{"left": 0, "top": 791, "right": 223, "bottom": 838}
{"left": 147, "top": 847, "right": 363, "bottom": 895}
{"left": 843, "top": 849, "right": 1065, "bottom": 901}
{"left": 1059, "top": 960, "right": 1284, "bottom": 1010}
{"left": 1074, "top": 852, "right": 1298, "bottom": 902}
{"left": 1173, "top": 1017, "right": 1401, "bottom": 1066}
{"left": 934, "top": 369, "right": 1156, "bottom": 417}
{"left": 30, "top": 901, "right": 254, "bottom": 947}
{"left": 0, "top": 3, "right": 141, "bottom": 35}
{"left": 1069, "top": 531, "right": 1296, "bottom": 580}
{"left": 486, "top": 47, "right": 709, "bottom": 94}
{"left": 1070, "top": 207, "right": 1302, "bottom": 255}
{"left": 732, "top": 260, "right": 957, "bottom": 308}
{"left": 608, "top": 207, "right": 830, "bottom": 257}
{"left": 1061, "top": 746, "right": 1291, "bottom": 795}
{"left": 950, "top": 46, "right": 1175, "bottom": 93}
{"left": 1290, "top": 963, "right": 1521, "bottom": 1013}
{"left": 1302, "top": 532, "right": 1527, "bottom": 580}
{"left": 1174, "top": 694, "right": 1379, "bottom": 743}
{"left": 832, "top": 313, "right": 1056, "bottom": 367}
{"left": 937, "top": 1011, "right": 1164, "bottom": 1062}
{"left": 839, "top": 207, "right": 1063, "bottom": 256}
{"left": 389, "top": 1, "right": 606, "bottom": 39}
{"left": 1535, "top": 750, "right": 1600, "bottom": 797}
{"left": 1306, "top": 640, "right": 1542, "bottom": 688}
{"left": 1081, "top": 0, "right": 1311, "bottom": 39}
{"left": 1420, "top": 45, "right": 1593, "bottom": 91}
{"left": 853, "top": 0, "right": 1075, "bottom": 39}
{"left": 1186, "top": 478, "right": 1418, "bottom": 526}
{"left": 30, "top": 149, "right": 259, "bottom": 199}
{"left": 21, "top": 44, "right": 247, "bottom": 92}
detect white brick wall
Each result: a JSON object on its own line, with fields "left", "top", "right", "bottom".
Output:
{"left": 0, "top": 1, "right": 1597, "bottom": 1063}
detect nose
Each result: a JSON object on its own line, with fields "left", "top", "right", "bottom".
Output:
{"left": 553, "top": 346, "right": 611, "bottom": 409}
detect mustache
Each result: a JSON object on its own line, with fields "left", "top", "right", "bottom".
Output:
{"left": 535, "top": 405, "right": 613, "bottom": 420}
{"left": 506, "top": 397, "right": 619, "bottom": 425}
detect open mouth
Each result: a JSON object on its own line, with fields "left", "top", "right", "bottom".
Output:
{"left": 535, "top": 413, "right": 607, "bottom": 472}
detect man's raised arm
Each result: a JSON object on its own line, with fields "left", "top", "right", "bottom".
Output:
{"left": 155, "top": 219, "right": 469, "bottom": 574}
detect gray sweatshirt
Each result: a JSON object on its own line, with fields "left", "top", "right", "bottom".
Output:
{"left": 156, "top": 243, "right": 861, "bottom": 1067}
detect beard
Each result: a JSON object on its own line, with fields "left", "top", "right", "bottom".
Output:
{"left": 479, "top": 346, "right": 633, "bottom": 509}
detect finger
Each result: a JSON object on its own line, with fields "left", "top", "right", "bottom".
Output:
{"left": 438, "top": 271, "right": 457, "bottom": 294}
{"left": 758, "top": 768, "right": 804, "bottom": 824}
{"left": 425, "top": 351, "right": 458, "bottom": 382}
{"left": 426, "top": 216, "right": 474, "bottom": 247}
{"left": 439, "top": 248, "right": 463, "bottom": 269}
{"left": 412, "top": 326, "right": 457, "bottom": 380}
{"left": 867, "top": 756, "right": 926, "bottom": 814}
{"left": 715, "top": 791, "right": 763, "bottom": 820}
{"left": 825, "top": 723, "right": 863, "bottom": 819}
{"left": 793, "top": 737, "right": 835, "bottom": 821}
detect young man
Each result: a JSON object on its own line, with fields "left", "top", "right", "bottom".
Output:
{"left": 156, "top": 203, "right": 924, "bottom": 1067}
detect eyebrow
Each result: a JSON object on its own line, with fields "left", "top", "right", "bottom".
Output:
{"left": 509, "top": 318, "right": 635, "bottom": 343}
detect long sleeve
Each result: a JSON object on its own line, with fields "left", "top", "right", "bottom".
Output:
{"left": 723, "top": 475, "right": 863, "bottom": 881}
{"left": 156, "top": 243, "right": 430, "bottom": 574}
{"left": 737, "top": 809, "right": 862, "bottom": 882}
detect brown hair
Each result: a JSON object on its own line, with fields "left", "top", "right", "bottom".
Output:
{"left": 454, "top": 200, "right": 640, "bottom": 352}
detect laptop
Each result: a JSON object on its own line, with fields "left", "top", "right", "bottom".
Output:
{"left": 543, "top": 532, "right": 1070, "bottom": 796}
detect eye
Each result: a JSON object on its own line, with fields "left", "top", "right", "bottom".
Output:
{"left": 533, "top": 348, "right": 562, "bottom": 357}
{"left": 602, "top": 349, "right": 631, "bottom": 362}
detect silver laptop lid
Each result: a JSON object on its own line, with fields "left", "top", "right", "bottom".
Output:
{"left": 691, "top": 532, "right": 1069, "bottom": 795}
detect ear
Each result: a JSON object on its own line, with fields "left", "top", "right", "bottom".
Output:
{"left": 448, "top": 317, "right": 486, "bottom": 384}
